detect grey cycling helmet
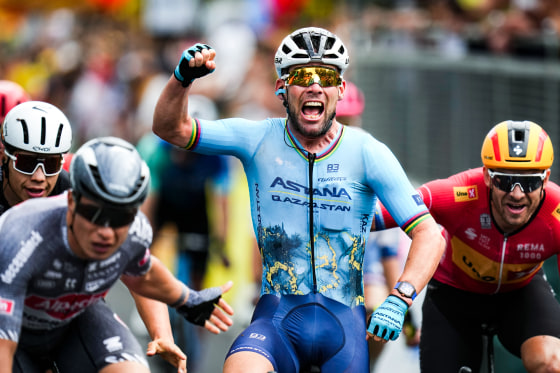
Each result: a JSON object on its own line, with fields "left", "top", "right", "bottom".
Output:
{"left": 274, "top": 27, "right": 349, "bottom": 78}
{"left": 2, "top": 101, "right": 72, "bottom": 154}
{"left": 70, "top": 136, "right": 150, "bottom": 208}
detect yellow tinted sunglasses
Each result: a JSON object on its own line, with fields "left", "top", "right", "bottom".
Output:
{"left": 283, "top": 66, "right": 342, "bottom": 88}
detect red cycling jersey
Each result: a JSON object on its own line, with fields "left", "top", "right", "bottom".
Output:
{"left": 377, "top": 167, "right": 560, "bottom": 294}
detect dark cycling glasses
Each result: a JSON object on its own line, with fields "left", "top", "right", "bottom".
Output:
{"left": 487, "top": 170, "right": 547, "bottom": 193}
{"left": 4, "top": 149, "right": 64, "bottom": 176}
{"left": 75, "top": 203, "right": 137, "bottom": 228}
{"left": 283, "top": 66, "right": 342, "bottom": 88}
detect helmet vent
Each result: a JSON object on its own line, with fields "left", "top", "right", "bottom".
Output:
{"left": 89, "top": 165, "right": 110, "bottom": 196}
{"left": 18, "top": 119, "right": 29, "bottom": 144}
{"left": 55, "top": 124, "right": 64, "bottom": 147}
{"left": 133, "top": 176, "right": 147, "bottom": 196}
{"left": 41, "top": 117, "right": 46, "bottom": 145}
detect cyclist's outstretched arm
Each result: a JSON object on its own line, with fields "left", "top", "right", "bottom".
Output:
{"left": 153, "top": 44, "right": 216, "bottom": 147}
{"left": 396, "top": 217, "right": 444, "bottom": 305}
{"left": 130, "top": 291, "right": 187, "bottom": 373}
{"left": 121, "top": 256, "right": 234, "bottom": 334}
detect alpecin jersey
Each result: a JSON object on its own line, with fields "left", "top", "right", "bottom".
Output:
{"left": 0, "top": 193, "right": 153, "bottom": 341}
{"left": 376, "top": 167, "right": 560, "bottom": 294}
{"left": 188, "top": 118, "right": 429, "bottom": 307}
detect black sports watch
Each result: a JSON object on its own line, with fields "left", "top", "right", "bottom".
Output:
{"left": 394, "top": 281, "right": 417, "bottom": 301}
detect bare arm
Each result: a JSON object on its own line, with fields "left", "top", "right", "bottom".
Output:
{"left": 129, "top": 292, "right": 187, "bottom": 373}
{"left": 390, "top": 217, "right": 445, "bottom": 307}
{"left": 152, "top": 46, "right": 216, "bottom": 147}
{"left": 121, "top": 256, "right": 234, "bottom": 334}
{"left": 0, "top": 339, "right": 17, "bottom": 373}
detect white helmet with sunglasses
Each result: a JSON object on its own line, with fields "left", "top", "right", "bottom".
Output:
{"left": 274, "top": 27, "right": 350, "bottom": 78}
{"left": 2, "top": 101, "right": 72, "bottom": 154}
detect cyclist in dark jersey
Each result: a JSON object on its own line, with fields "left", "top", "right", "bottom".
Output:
{"left": 0, "top": 136, "right": 234, "bottom": 373}
{"left": 152, "top": 27, "right": 445, "bottom": 373}
{"left": 375, "top": 121, "right": 560, "bottom": 372}
{"left": 1, "top": 101, "right": 193, "bottom": 372}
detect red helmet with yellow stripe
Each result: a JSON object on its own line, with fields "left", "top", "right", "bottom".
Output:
{"left": 481, "top": 120, "right": 553, "bottom": 170}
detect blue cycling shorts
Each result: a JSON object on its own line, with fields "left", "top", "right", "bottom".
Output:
{"left": 226, "top": 293, "right": 368, "bottom": 373}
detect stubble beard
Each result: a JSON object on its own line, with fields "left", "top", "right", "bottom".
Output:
{"left": 286, "top": 102, "right": 335, "bottom": 139}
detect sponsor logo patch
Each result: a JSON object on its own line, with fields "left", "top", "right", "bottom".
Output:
{"left": 453, "top": 186, "right": 478, "bottom": 202}
{"left": 0, "top": 297, "right": 14, "bottom": 315}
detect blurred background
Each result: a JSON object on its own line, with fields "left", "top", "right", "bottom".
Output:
{"left": 2, "top": 0, "right": 560, "bottom": 372}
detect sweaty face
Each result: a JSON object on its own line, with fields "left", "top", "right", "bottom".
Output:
{"left": 67, "top": 194, "right": 133, "bottom": 261}
{"left": 2, "top": 150, "right": 60, "bottom": 206}
{"left": 484, "top": 168, "right": 548, "bottom": 233}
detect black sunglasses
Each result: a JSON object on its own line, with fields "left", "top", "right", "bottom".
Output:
{"left": 75, "top": 202, "right": 137, "bottom": 228}
{"left": 488, "top": 170, "right": 546, "bottom": 193}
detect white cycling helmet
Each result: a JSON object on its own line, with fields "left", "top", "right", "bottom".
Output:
{"left": 274, "top": 27, "right": 349, "bottom": 78}
{"left": 2, "top": 101, "right": 72, "bottom": 154}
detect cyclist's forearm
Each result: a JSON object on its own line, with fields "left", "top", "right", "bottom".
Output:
{"left": 0, "top": 339, "right": 16, "bottom": 373}
{"left": 153, "top": 76, "right": 193, "bottom": 147}
{"left": 394, "top": 218, "right": 444, "bottom": 305}
{"left": 130, "top": 291, "right": 173, "bottom": 341}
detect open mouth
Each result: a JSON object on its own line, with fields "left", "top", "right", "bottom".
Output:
{"left": 506, "top": 202, "right": 526, "bottom": 214}
{"left": 302, "top": 101, "right": 324, "bottom": 120}
{"left": 26, "top": 187, "right": 45, "bottom": 198}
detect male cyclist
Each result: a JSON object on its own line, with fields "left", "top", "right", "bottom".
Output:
{"left": 0, "top": 136, "right": 235, "bottom": 372}
{"left": 152, "top": 26, "right": 445, "bottom": 373}
{"left": 2, "top": 101, "right": 195, "bottom": 372}
{"left": 375, "top": 120, "right": 560, "bottom": 372}
{"left": 0, "top": 101, "right": 71, "bottom": 216}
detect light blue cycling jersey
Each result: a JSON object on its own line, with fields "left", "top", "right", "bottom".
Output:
{"left": 189, "top": 118, "right": 429, "bottom": 307}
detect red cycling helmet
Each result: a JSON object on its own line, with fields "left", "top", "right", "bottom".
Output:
{"left": 337, "top": 81, "right": 365, "bottom": 117}
{"left": 0, "top": 80, "right": 31, "bottom": 122}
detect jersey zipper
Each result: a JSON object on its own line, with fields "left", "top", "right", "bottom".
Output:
{"left": 308, "top": 152, "right": 317, "bottom": 293}
{"left": 495, "top": 235, "right": 508, "bottom": 293}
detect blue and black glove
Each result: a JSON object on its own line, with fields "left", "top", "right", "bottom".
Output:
{"left": 174, "top": 43, "right": 215, "bottom": 87}
{"left": 175, "top": 286, "right": 222, "bottom": 326}
{"left": 367, "top": 295, "right": 408, "bottom": 341}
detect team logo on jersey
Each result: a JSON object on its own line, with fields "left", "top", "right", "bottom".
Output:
{"left": 327, "top": 164, "right": 339, "bottom": 173}
{"left": 269, "top": 177, "right": 352, "bottom": 200}
{"left": 453, "top": 186, "right": 478, "bottom": 202}
{"left": 480, "top": 213, "right": 492, "bottom": 229}
{"left": 464, "top": 228, "right": 477, "bottom": 240}
{"left": 413, "top": 194, "right": 423, "bottom": 206}
{"left": 552, "top": 203, "right": 560, "bottom": 222}
{"left": 0, "top": 297, "right": 14, "bottom": 315}
{"left": 26, "top": 292, "right": 107, "bottom": 320}
{"left": 1, "top": 231, "right": 42, "bottom": 284}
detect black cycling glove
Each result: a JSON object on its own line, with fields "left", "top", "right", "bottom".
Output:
{"left": 175, "top": 286, "right": 222, "bottom": 326}
{"left": 174, "top": 43, "right": 215, "bottom": 87}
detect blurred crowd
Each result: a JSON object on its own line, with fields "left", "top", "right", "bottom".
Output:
{"left": 1, "top": 0, "right": 560, "bottom": 149}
